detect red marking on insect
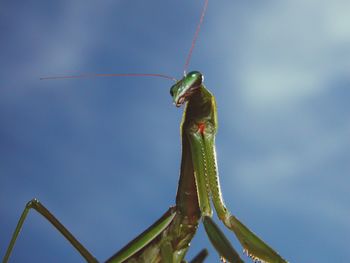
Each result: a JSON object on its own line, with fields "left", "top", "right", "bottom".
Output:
{"left": 198, "top": 123, "right": 206, "bottom": 134}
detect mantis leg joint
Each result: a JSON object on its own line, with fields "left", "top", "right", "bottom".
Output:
{"left": 26, "top": 198, "right": 40, "bottom": 209}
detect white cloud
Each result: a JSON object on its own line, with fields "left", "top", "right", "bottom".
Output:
{"left": 237, "top": 66, "right": 322, "bottom": 109}
{"left": 209, "top": 0, "right": 350, "bottom": 110}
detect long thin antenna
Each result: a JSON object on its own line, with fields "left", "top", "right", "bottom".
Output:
{"left": 42, "top": 2, "right": 209, "bottom": 82}
{"left": 183, "top": 0, "right": 209, "bottom": 75}
{"left": 40, "top": 73, "right": 177, "bottom": 82}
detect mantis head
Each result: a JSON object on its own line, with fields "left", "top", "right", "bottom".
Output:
{"left": 170, "top": 71, "right": 203, "bottom": 107}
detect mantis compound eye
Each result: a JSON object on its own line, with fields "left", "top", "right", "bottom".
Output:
{"left": 187, "top": 71, "right": 203, "bottom": 87}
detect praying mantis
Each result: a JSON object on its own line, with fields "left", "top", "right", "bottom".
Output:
{"left": 2, "top": 1, "right": 288, "bottom": 262}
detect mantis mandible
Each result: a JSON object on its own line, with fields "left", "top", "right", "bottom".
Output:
{"left": 2, "top": 1, "right": 288, "bottom": 262}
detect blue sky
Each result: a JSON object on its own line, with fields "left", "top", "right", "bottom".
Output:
{"left": 1, "top": 0, "right": 349, "bottom": 262}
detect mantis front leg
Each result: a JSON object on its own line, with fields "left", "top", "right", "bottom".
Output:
{"left": 188, "top": 119, "right": 287, "bottom": 263}
{"left": 205, "top": 138, "right": 287, "bottom": 262}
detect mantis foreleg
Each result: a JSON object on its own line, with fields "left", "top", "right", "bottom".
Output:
{"left": 204, "top": 137, "right": 287, "bottom": 262}
{"left": 202, "top": 216, "right": 243, "bottom": 263}
{"left": 197, "top": 121, "right": 287, "bottom": 262}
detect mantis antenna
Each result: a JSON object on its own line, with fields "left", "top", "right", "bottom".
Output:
{"left": 183, "top": 0, "right": 209, "bottom": 76}
{"left": 41, "top": 0, "right": 209, "bottom": 81}
{"left": 40, "top": 73, "right": 177, "bottom": 82}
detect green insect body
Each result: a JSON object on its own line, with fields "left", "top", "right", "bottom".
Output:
{"left": 103, "top": 71, "right": 288, "bottom": 263}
